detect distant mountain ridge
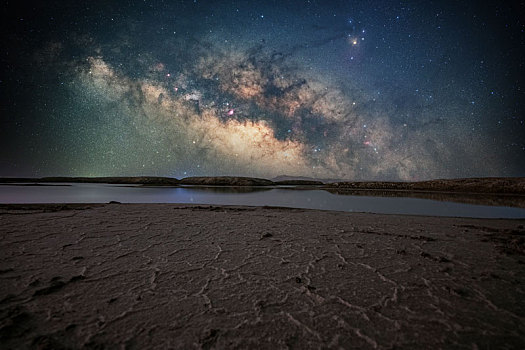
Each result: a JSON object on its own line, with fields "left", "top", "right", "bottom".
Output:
{"left": 0, "top": 176, "right": 180, "bottom": 185}
{"left": 327, "top": 177, "right": 525, "bottom": 194}
{"left": 271, "top": 175, "right": 340, "bottom": 184}
{"left": 179, "top": 176, "right": 273, "bottom": 186}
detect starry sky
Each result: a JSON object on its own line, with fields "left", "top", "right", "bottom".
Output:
{"left": 1, "top": 0, "right": 524, "bottom": 180}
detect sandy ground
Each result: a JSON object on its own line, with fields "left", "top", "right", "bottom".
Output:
{"left": 1, "top": 204, "right": 524, "bottom": 349}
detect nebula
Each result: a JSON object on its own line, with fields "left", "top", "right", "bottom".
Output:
{"left": 69, "top": 42, "right": 474, "bottom": 180}
{"left": 2, "top": 1, "right": 521, "bottom": 179}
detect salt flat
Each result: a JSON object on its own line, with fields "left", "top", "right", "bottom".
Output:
{"left": 1, "top": 204, "right": 524, "bottom": 349}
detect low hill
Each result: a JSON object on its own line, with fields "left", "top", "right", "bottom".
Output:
{"left": 327, "top": 177, "right": 525, "bottom": 194}
{"left": 0, "top": 177, "right": 180, "bottom": 185}
{"left": 179, "top": 176, "right": 274, "bottom": 186}
{"left": 274, "top": 180, "right": 324, "bottom": 185}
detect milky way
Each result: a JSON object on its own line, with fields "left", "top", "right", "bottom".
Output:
{"left": 1, "top": 1, "right": 524, "bottom": 180}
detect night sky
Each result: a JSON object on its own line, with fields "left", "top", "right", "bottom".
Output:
{"left": 1, "top": 0, "right": 524, "bottom": 180}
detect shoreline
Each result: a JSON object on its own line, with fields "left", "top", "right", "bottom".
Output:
{"left": 1, "top": 176, "right": 524, "bottom": 195}
{"left": 1, "top": 202, "right": 525, "bottom": 219}
{"left": 1, "top": 181, "right": 525, "bottom": 210}
{"left": 1, "top": 203, "right": 524, "bottom": 348}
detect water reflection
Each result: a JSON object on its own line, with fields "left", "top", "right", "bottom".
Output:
{"left": 0, "top": 183, "right": 524, "bottom": 218}
{"left": 178, "top": 186, "right": 272, "bottom": 194}
{"left": 324, "top": 189, "right": 525, "bottom": 209}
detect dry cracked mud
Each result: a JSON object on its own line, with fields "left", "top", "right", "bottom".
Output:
{"left": 0, "top": 204, "right": 524, "bottom": 349}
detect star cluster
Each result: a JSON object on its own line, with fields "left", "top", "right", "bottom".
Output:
{"left": 1, "top": 1, "right": 524, "bottom": 180}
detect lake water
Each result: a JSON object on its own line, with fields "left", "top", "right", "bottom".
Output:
{"left": 1, "top": 183, "right": 524, "bottom": 218}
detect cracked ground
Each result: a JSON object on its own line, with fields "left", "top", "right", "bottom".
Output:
{"left": 1, "top": 204, "right": 524, "bottom": 349}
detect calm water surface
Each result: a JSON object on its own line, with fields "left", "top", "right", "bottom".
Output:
{"left": 1, "top": 183, "right": 524, "bottom": 218}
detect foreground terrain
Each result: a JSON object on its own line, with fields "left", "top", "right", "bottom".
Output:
{"left": 1, "top": 204, "right": 524, "bottom": 349}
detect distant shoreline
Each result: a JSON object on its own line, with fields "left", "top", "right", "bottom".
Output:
{"left": 1, "top": 176, "right": 524, "bottom": 195}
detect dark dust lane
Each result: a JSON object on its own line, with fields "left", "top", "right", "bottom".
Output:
{"left": 1, "top": 204, "right": 524, "bottom": 349}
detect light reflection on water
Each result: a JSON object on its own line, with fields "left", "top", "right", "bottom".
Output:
{"left": 1, "top": 183, "right": 524, "bottom": 218}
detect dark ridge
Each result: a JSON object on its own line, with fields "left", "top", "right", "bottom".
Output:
{"left": 0, "top": 176, "right": 180, "bottom": 185}
{"left": 275, "top": 180, "right": 324, "bottom": 185}
{"left": 179, "top": 176, "right": 274, "bottom": 186}
{"left": 272, "top": 175, "right": 332, "bottom": 183}
{"left": 325, "top": 177, "right": 525, "bottom": 195}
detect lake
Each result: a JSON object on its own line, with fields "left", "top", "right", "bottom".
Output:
{"left": 1, "top": 183, "right": 524, "bottom": 218}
